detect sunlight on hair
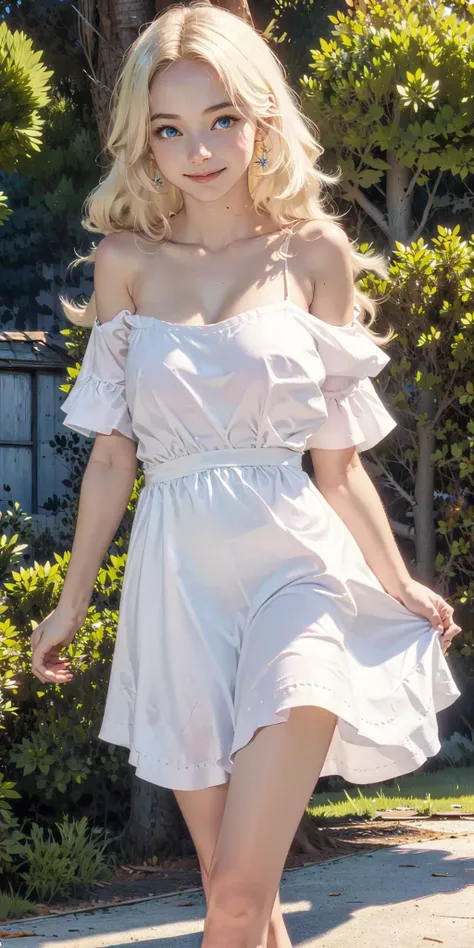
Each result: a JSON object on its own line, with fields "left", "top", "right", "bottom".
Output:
{"left": 60, "top": 1, "right": 389, "bottom": 338}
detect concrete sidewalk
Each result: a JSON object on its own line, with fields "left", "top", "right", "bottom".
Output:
{"left": 1, "top": 820, "right": 473, "bottom": 948}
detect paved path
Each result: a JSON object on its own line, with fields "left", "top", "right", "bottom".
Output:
{"left": 1, "top": 820, "right": 473, "bottom": 947}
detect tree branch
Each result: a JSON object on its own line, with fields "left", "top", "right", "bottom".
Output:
{"left": 410, "top": 169, "right": 443, "bottom": 242}
{"left": 390, "top": 519, "right": 415, "bottom": 540}
{"left": 342, "top": 183, "right": 390, "bottom": 238}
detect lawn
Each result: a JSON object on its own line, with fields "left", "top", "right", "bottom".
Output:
{"left": 309, "top": 766, "right": 474, "bottom": 821}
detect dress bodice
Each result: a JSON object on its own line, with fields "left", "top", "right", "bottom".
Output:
{"left": 60, "top": 297, "right": 397, "bottom": 474}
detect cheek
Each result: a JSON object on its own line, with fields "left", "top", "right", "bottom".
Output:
{"left": 231, "top": 125, "right": 256, "bottom": 163}
{"left": 150, "top": 138, "right": 171, "bottom": 158}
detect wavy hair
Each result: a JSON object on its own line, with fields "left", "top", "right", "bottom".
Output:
{"left": 60, "top": 0, "right": 389, "bottom": 332}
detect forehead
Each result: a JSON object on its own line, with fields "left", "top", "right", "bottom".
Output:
{"left": 149, "top": 60, "right": 228, "bottom": 113}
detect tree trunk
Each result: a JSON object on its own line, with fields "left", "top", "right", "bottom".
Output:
{"left": 386, "top": 150, "right": 411, "bottom": 244}
{"left": 125, "top": 774, "right": 190, "bottom": 861}
{"left": 90, "top": 0, "right": 156, "bottom": 156}
{"left": 386, "top": 155, "right": 437, "bottom": 581}
{"left": 413, "top": 389, "right": 437, "bottom": 583}
{"left": 154, "top": 0, "right": 254, "bottom": 23}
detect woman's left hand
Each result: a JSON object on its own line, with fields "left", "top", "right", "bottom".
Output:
{"left": 396, "top": 579, "right": 462, "bottom": 656}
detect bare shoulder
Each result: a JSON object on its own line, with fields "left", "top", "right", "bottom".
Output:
{"left": 295, "top": 218, "right": 353, "bottom": 272}
{"left": 294, "top": 219, "right": 355, "bottom": 327}
{"left": 94, "top": 232, "right": 140, "bottom": 324}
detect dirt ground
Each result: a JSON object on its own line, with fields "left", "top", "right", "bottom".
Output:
{"left": 24, "top": 814, "right": 471, "bottom": 920}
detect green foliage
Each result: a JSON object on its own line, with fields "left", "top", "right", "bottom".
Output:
{"left": 0, "top": 90, "right": 99, "bottom": 324}
{"left": 300, "top": 0, "right": 474, "bottom": 197}
{"left": 0, "top": 886, "right": 40, "bottom": 920}
{"left": 262, "top": 0, "right": 340, "bottom": 78}
{"left": 8, "top": 606, "right": 129, "bottom": 800}
{"left": 0, "top": 531, "right": 28, "bottom": 585}
{"left": 1, "top": 568, "right": 132, "bottom": 820}
{"left": 16, "top": 815, "right": 111, "bottom": 903}
{"left": 0, "top": 773, "right": 24, "bottom": 878}
{"left": 0, "top": 810, "right": 25, "bottom": 877}
{"left": 0, "top": 19, "right": 53, "bottom": 220}
{"left": 366, "top": 224, "right": 474, "bottom": 642}
{"left": 3, "top": 557, "right": 67, "bottom": 626}
{"left": 0, "top": 492, "right": 135, "bottom": 866}
{"left": 0, "top": 0, "right": 95, "bottom": 108}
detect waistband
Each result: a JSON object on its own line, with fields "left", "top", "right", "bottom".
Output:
{"left": 144, "top": 447, "right": 303, "bottom": 484}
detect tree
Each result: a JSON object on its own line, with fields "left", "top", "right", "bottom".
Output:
{"left": 0, "top": 1, "right": 100, "bottom": 327}
{"left": 300, "top": 0, "right": 474, "bottom": 582}
{"left": 0, "top": 20, "right": 53, "bottom": 223}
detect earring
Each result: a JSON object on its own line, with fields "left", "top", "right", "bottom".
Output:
{"left": 153, "top": 168, "right": 164, "bottom": 190}
{"left": 255, "top": 135, "right": 269, "bottom": 170}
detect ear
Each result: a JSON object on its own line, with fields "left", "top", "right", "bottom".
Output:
{"left": 263, "top": 94, "right": 278, "bottom": 131}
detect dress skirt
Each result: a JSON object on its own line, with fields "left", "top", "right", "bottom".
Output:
{"left": 96, "top": 448, "right": 461, "bottom": 791}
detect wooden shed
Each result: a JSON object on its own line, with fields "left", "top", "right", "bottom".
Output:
{"left": 0, "top": 329, "right": 73, "bottom": 535}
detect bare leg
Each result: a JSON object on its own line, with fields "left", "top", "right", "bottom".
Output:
{"left": 174, "top": 783, "right": 292, "bottom": 947}
{"left": 201, "top": 706, "right": 338, "bottom": 948}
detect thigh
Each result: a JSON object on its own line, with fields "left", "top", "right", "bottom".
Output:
{"left": 174, "top": 784, "right": 229, "bottom": 897}
{"left": 207, "top": 706, "right": 337, "bottom": 911}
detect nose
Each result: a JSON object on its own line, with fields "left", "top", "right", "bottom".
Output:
{"left": 188, "top": 138, "right": 212, "bottom": 164}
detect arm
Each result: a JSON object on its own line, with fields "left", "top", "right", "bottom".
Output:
{"left": 305, "top": 222, "right": 460, "bottom": 654}
{"left": 58, "top": 436, "right": 138, "bottom": 626}
{"left": 305, "top": 222, "right": 411, "bottom": 595}
{"left": 31, "top": 235, "right": 139, "bottom": 683}
{"left": 311, "top": 446, "right": 412, "bottom": 599}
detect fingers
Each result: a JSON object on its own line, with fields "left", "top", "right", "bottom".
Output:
{"left": 31, "top": 660, "right": 74, "bottom": 684}
{"left": 31, "top": 646, "right": 74, "bottom": 684}
{"left": 430, "top": 596, "right": 461, "bottom": 655}
{"left": 439, "top": 620, "right": 462, "bottom": 655}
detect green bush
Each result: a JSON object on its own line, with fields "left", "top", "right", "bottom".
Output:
{"left": 16, "top": 815, "right": 111, "bottom": 903}
{"left": 0, "top": 885, "right": 40, "bottom": 921}
{"left": 0, "top": 775, "right": 25, "bottom": 879}
{"left": 0, "top": 513, "right": 132, "bottom": 834}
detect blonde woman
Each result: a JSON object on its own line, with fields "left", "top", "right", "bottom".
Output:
{"left": 31, "top": 4, "right": 461, "bottom": 946}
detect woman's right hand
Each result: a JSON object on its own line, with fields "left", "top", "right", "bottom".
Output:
{"left": 30, "top": 607, "right": 85, "bottom": 684}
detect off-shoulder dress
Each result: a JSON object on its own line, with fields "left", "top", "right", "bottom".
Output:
{"left": 61, "top": 229, "right": 460, "bottom": 791}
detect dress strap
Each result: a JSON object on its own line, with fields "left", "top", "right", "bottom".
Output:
{"left": 280, "top": 224, "right": 298, "bottom": 303}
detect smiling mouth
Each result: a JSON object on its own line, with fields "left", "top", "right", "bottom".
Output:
{"left": 184, "top": 168, "right": 225, "bottom": 179}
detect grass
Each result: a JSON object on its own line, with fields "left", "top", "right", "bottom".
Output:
{"left": 309, "top": 765, "right": 474, "bottom": 821}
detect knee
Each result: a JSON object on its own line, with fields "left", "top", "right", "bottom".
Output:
{"left": 207, "top": 868, "right": 268, "bottom": 925}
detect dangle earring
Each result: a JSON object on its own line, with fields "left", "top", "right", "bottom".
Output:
{"left": 153, "top": 167, "right": 164, "bottom": 190}
{"left": 255, "top": 132, "right": 270, "bottom": 171}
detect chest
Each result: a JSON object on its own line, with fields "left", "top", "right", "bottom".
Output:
{"left": 125, "top": 307, "right": 325, "bottom": 400}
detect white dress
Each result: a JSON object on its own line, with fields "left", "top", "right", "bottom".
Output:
{"left": 60, "top": 231, "right": 461, "bottom": 791}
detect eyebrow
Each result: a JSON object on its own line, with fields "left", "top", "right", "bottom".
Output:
{"left": 150, "top": 100, "right": 234, "bottom": 122}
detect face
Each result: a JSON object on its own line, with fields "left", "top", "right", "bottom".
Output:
{"left": 148, "top": 59, "right": 261, "bottom": 199}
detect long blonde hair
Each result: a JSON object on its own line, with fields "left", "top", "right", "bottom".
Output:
{"left": 60, "top": 0, "right": 389, "bottom": 329}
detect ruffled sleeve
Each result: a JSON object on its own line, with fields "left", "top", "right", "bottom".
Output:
{"left": 306, "top": 310, "right": 397, "bottom": 452}
{"left": 60, "top": 312, "right": 137, "bottom": 441}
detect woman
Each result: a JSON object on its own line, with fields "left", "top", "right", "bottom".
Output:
{"left": 31, "top": 4, "right": 461, "bottom": 946}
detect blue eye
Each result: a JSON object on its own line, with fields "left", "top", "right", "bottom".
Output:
{"left": 215, "top": 115, "right": 236, "bottom": 129}
{"left": 154, "top": 125, "right": 179, "bottom": 139}
{"left": 153, "top": 115, "right": 239, "bottom": 140}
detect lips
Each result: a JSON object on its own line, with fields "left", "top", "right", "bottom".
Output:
{"left": 184, "top": 169, "right": 225, "bottom": 179}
